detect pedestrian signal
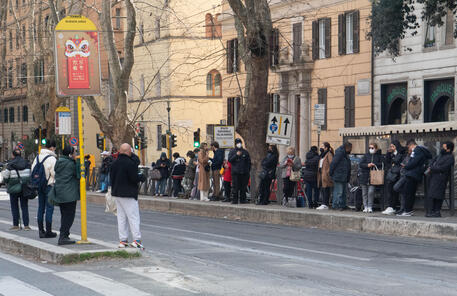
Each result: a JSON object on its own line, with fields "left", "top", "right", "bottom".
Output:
{"left": 171, "top": 134, "right": 177, "bottom": 148}
{"left": 193, "top": 129, "right": 200, "bottom": 147}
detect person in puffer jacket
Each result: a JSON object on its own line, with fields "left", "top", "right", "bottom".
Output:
{"left": 2, "top": 149, "right": 31, "bottom": 231}
{"left": 171, "top": 153, "right": 186, "bottom": 198}
{"left": 302, "top": 146, "right": 320, "bottom": 208}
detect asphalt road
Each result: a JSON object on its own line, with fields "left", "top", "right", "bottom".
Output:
{"left": 0, "top": 191, "right": 457, "bottom": 296}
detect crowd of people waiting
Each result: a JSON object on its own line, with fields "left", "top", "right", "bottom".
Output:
{"left": 146, "top": 138, "right": 455, "bottom": 218}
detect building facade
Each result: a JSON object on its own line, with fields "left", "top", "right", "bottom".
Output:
{"left": 221, "top": 0, "right": 372, "bottom": 159}
{"left": 130, "top": 0, "right": 225, "bottom": 164}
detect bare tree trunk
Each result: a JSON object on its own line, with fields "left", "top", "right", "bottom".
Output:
{"left": 227, "top": 0, "right": 272, "bottom": 201}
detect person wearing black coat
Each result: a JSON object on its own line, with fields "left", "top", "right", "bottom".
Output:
{"left": 155, "top": 152, "right": 170, "bottom": 196}
{"left": 110, "top": 144, "right": 147, "bottom": 249}
{"left": 302, "top": 146, "right": 320, "bottom": 208}
{"left": 228, "top": 138, "right": 251, "bottom": 204}
{"left": 398, "top": 139, "right": 432, "bottom": 216}
{"left": 426, "top": 141, "right": 455, "bottom": 218}
{"left": 358, "top": 143, "right": 384, "bottom": 213}
{"left": 257, "top": 145, "right": 278, "bottom": 205}
{"left": 382, "top": 140, "right": 406, "bottom": 215}
{"left": 210, "top": 142, "right": 225, "bottom": 200}
{"left": 329, "top": 142, "right": 352, "bottom": 210}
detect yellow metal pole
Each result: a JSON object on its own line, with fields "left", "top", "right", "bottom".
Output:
{"left": 62, "top": 135, "right": 65, "bottom": 150}
{"left": 76, "top": 96, "right": 89, "bottom": 244}
{"left": 38, "top": 127, "right": 42, "bottom": 153}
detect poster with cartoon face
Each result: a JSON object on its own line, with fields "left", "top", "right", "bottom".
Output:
{"left": 55, "top": 30, "right": 101, "bottom": 96}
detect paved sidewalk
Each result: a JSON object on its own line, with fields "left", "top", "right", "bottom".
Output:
{"left": 0, "top": 218, "right": 139, "bottom": 264}
{"left": 88, "top": 193, "right": 457, "bottom": 241}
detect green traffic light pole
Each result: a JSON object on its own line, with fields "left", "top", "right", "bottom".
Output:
{"left": 167, "top": 100, "right": 172, "bottom": 159}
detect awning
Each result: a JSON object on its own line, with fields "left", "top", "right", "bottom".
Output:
{"left": 339, "top": 121, "right": 457, "bottom": 137}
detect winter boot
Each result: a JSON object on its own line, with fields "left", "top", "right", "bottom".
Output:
{"left": 44, "top": 222, "right": 57, "bottom": 238}
{"left": 38, "top": 221, "right": 46, "bottom": 238}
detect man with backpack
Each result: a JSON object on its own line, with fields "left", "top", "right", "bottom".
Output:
{"left": 31, "top": 140, "right": 57, "bottom": 238}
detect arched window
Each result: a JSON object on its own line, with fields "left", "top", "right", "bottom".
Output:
{"left": 205, "top": 13, "right": 214, "bottom": 38}
{"left": 432, "top": 96, "right": 454, "bottom": 122}
{"left": 206, "top": 70, "right": 222, "bottom": 97}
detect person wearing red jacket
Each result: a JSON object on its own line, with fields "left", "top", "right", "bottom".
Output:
{"left": 222, "top": 160, "right": 232, "bottom": 202}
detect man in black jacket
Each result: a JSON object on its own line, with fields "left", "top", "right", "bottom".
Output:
{"left": 228, "top": 138, "right": 251, "bottom": 204}
{"left": 399, "top": 139, "right": 432, "bottom": 216}
{"left": 110, "top": 143, "right": 146, "bottom": 249}
{"left": 210, "top": 142, "right": 224, "bottom": 200}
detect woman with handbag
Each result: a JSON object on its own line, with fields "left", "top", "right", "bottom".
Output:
{"left": 316, "top": 142, "right": 334, "bottom": 210}
{"left": 257, "top": 144, "right": 279, "bottom": 205}
{"left": 280, "top": 147, "right": 302, "bottom": 206}
{"left": 2, "top": 149, "right": 31, "bottom": 231}
{"left": 358, "top": 143, "right": 383, "bottom": 213}
{"left": 198, "top": 143, "right": 211, "bottom": 201}
{"left": 382, "top": 140, "right": 406, "bottom": 215}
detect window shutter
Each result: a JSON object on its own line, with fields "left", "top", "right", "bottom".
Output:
{"left": 338, "top": 14, "right": 346, "bottom": 55}
{"left": 272, "top": 29, "right": 279, "bottom": 66}
{"left": 227, "top": 97, "right": 234, "bottom": 126}
{"left": 325, "top": 18, "right": 331, "bottom": 58}
{"left": 226, "top": 40, "right": 233, "bottom": 74}
{"left": 234, "top": 38, "right": 239, "bottom": 72}
{"left": 269, "top": 93, "right": 273, "bottom": 112}
{"left": 353, "top": 10, "right": 360, "bottom": 53}
{"left": 318, "top": 88, "right": 328, "bottom": 130}
{"left": 350, "top": 86, "right": 355, "bottom": 127}
{"left": 293, "top": 23, "right": 302, "bottom": 62}
{"left": 312, "top": 21, "right": 319, "bottom": 60}
{"left": 344, "top": 87, "right": 350, "bottom": 127}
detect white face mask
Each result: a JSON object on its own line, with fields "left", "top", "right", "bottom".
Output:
{"left": 369, "top": 148, "right": 375, "bottom": 154}
{"left": 236, "top": 143, "right": 242, "bottom": 149}
{"left": 287, "top": 154, "right": 294, "bottom": 158}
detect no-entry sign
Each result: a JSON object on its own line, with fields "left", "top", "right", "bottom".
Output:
{"left": 69, "top": 137, "right": 78, "bottom": 146}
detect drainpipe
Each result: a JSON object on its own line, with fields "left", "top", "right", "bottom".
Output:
{"left": 371, "top": 3, "right": 375, "bottom": 127}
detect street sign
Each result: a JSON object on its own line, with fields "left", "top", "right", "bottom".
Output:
{"left": 266, "top": 112, "right": 293, "bottom": 146}
{"left": 17, "top": 142, "right": 24, "bottom": 150}
{"left": 314, "top": 104, "right": 325, "bottom": 126}
{"left": 69, "top": 137, "right": 78, "bottom": 146}
{"left": 55, "top": 106, "right": 72, "bottom": 135}
{"left": 214, "top": 126, "right": 235, "bottom": 148}
{"left": 54, "top": 15, "right": 102, "bottom": 97}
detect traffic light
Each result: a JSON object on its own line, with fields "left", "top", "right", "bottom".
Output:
{"left": 171, "top": 134, "right": 177, "bottom": 148}
{"left": 193, "top": 128, "right": 200, "bottom": 147}
{"left": 134, "top": 137, "right": 139, "bottom": 150}
{"left": 96, "top": 133, "right": 104, "bottom": 150}
{"left": 41, "top": 138, "right": 47, "bottom": 145}
{"left": 40, "top": 128, "right": 47, "bottom": 145}
{"left": 161, "top": 134, "right": 167, "bottom": 149}
{"left": 138, "top": 126, "right": 147, "bottom": 149}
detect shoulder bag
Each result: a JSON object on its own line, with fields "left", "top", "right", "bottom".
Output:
{"left": 370, "top": 164, "right": 384, "bottom": 186}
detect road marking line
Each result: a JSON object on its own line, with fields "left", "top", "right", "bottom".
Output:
{"left": 0, "top": 252, "right": 53, "bottom": 273}
{"left": 144, "top": 224, "right": 371, "bottom": 262}
{"left": 0, "top": 276, "right": 53, "bottom": 296}
{"left": 123, "top": 266, "right": 199, "bottom": 294}
{"left": 55, "top": 271, "right": 150, "bottom": 296}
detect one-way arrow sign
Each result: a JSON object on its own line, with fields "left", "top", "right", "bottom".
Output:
{"left": 266, "top": 112, "right": 293, "bottom": 146}
{"left": 283, "top": 118, "right": 290, "bottom": 136}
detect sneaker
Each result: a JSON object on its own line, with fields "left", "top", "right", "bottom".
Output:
{"left": 118, "top": 240, "right": 129, "bottom": 248}
{"left": 316, "top": 205, "right": 329, "bottom": 210}
{"left": 367, "top": 207, "right": 373, "bottom": 213}
{"left": 363, "top": 208, "right": 368, "bottom": 213}
{"left": 23, "top": 226, "right": 32, "bottom": 231}
{"left": 397, "top": 211, "right": 414, "bottom": 217}
{"left": 130, "top": 240, "right": 144, "bottom": 250}
{"left": 96, "top": 190, "right": 103, "bottom": 193}
{"left": 382, "top": 207, "right": 396, "bottom": 215}
{"left": 9, "top": 226, "right": 20, "bottom": 231}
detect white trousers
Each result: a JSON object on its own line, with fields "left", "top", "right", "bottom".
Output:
{"left": 115, "top": 197, "right": 141, "bottom": 241}
{"left": 200, "top": 190, "right": 209, "bottom": 201}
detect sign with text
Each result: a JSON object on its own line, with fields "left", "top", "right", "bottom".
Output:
{"left": 214, "top": 126, "right": 235, "bottom": 148}
{"left": 266, "top": 112, "right": 293, "bottom": 146}
{"left": 55, "top": 106, "right": 72, "bottom": 135}
{"left": 55, "top": 15, "right": 101, "bottom": 97}
{"left": 314, "top": 104, "right": 325, "bottom": 126}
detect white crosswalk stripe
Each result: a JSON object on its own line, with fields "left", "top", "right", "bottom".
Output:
{"left": 54, "top": 271, "right": 151, "bottom": 296}
{"left": 0, "top": 190, "right": 8, "bottom": 201}
{"left": 124, "top": 266, "right": 200, "bottom": 294}
{"left": 0, "top": 276, "right": 53, "bottom": 296}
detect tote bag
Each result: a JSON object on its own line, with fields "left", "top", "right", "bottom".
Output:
{"left": 370, "top": 164, "right": 384, "bottom": 186}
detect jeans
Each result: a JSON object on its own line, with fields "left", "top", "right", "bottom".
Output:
{"left": 404, "top": 177, "right": 418, "bottom": 212}
{"left": 232, "top": 173, "right": 249, "bottom": 203}
{"left": 332, "top": 182, "right": 347, "bottom": 209}
{"left": 10, "top": 193, "right": 29, "bottom": 227}
{"left": 386, "top": 181, "right": 399, "bottom": 209}
{"left": 283, "top": 177, "right": 296, "bottom": 202}
{"left": 37, "top": 185, "right": 54, "bottom": 225}
{"left": 172, "top": 178, "right": 183, "bottom": 197}
{"left": 361, "top": 184, "right": 375, "bottom": 208}
{"left": 99, "top": 173, "right": 108, "bottom": 191}
{"left": 258, "top": 177, "right": 273, "bottom": 204}
{"left": 156, "top": 178, "right": 167, "bottom": 195}
{"left": 305, "top": 181, "right": 319, "bottom": 207}
{"left": 59, "top": 201, "right": 77, "bottom": 239}
{"left": 321, "top": 187, "right": 331, "bottom": 206}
